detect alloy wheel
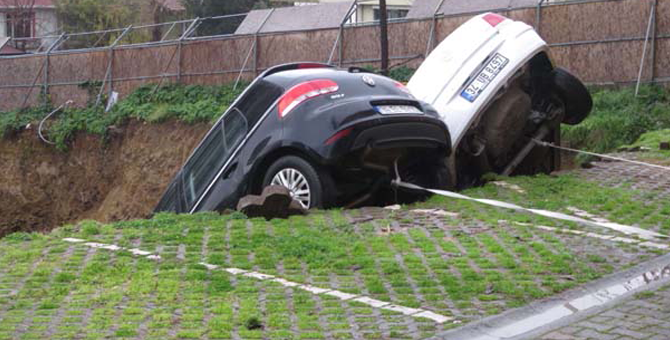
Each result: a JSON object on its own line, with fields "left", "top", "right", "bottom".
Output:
{"left": 271, "top": 168, "right": 311, "bottom": 209}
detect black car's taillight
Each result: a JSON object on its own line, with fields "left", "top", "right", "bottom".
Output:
{"left": 277, "top": 79, "right": 339, "bottom": 118}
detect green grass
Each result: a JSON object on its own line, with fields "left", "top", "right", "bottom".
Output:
{"left": 621, "top": 129, "right": 670, "bottom": 163}
{"left": 562, "top": 85, "right": 670, "bottom": 153}
{"left": 626, "top": 129, "right": 670, "bottom": 150}
{"left": 0, "top": 173, "right": 666, "bottom": 338}
{"left": 0, "top": 82, "right": 244, "bottom": 150}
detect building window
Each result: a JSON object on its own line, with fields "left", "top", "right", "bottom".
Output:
{"left": 373, "top": 8, "right": 409, "bottom": 21}
{"left": 6, "top": 11, "right": 35, "bottom": 38}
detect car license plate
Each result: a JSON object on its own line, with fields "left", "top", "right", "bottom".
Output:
{"left": 375, "top": 105, "right": 423, "bottom": 115}
{"left": 460, "top": 53, "right": 510, "bottom": 103}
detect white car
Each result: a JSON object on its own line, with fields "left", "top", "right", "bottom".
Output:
{"left": 408, "top": 13, "right": 592, "bottom": 187}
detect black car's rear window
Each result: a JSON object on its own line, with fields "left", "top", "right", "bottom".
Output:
{"left": 236, "top": 80, "right": 284, "bottom": 127}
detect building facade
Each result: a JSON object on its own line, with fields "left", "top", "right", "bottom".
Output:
{"left": 288, "top": 0, "right": 414, "bottom": 23}
{"left": 0, "top": 0, "right": 58, "bottom": 52}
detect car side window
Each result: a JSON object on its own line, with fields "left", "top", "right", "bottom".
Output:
{"left": 181, "top": 109, "right": 250, "bottom": 209}
{"left": 155, "top": 179, "right": 180, "bottom": 212}
{"left": 182, "top": 121, "right": 228, "bottom": 208}
{"left": 223, "top": 108, "right": 248, "bottom": 151}
{"left": 180, "top": 80, "right": 282, "bottom": 211}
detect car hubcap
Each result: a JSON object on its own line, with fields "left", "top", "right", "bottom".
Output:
{"left": 271, "top": 168, "right": 311, "bottom": 209}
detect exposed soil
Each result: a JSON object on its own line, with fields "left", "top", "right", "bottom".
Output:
{"left": 0, "top": 120, "right": 209, "bottom": 237}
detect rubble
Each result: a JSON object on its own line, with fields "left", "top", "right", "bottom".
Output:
{"left": 236, "top": 185, "right": 306, "bottom": 220}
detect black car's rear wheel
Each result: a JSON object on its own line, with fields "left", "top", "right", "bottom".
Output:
{"left": 263, "top": 156, "right": 330, "bottom": 209}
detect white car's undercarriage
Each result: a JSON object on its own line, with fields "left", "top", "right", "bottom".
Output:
{"left": 408, "top": 13, "right": 592, "bottom": 187}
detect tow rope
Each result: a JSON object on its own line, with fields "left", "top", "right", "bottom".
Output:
{"left": 533, "top": 139, "right": 670, "bottom": 172}
{"left": 392, "top": 179, "right": 668, "bottom": 242}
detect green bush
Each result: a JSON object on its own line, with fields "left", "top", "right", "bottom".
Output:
{"left": 562, "top": 85, "right": 670, "bottom": 153}
{"left": 0, "top": 82, "right": 245, "bottom": 150}
{"left": 388, "top": 66, "right": 416, "bottom": 83}
{"left": 625, "top": 129, "right": 670, "bottom": 150}
{"left": 359, "top": 65, "right": 416, "bottom": 83}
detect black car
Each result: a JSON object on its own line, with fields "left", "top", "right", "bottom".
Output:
{"left": 155, "top": 62, "right": 451, "bottom": 213}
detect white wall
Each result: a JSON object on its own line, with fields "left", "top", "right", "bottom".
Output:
{"left": 35, "top": 9, "right": 58, "bottom": 37}
{"left": 0, "top": 12, "right": 6, "bottom": 38}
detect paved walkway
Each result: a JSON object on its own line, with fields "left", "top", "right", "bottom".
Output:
{"left": 428, "top": 253, "right": 670, "bottom": 340}
{"left": 429, "top": 155, "right": 670, "bottom": 340}
{"left": 574, "top": 153, "right": 670, "bottom": 198}
{"left": 538, "top": 282, "right": 670, "bottom": 340}
{"left": 537, "top": 155, "right": 670, "bottom": 340}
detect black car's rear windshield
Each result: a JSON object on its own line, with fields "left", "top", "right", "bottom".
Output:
{"left": 179, "top": 80, "right": 284, "bottom": 210}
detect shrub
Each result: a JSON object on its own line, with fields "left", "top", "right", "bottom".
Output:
{"left": 0, "top": 82, "right": 245, "bottom": 150}
{"left": 562, "top": 85, "right": 670, "bottom": 153}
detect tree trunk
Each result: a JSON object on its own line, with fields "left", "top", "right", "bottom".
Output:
{"left": 379, "top": 0, "right": 389, "bottom": 76}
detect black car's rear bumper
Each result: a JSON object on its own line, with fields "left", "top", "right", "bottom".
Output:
{"left": 352, "top": 121, "right": 448, "bottom": 150}
{"left": 320, "top": 115, "right": 451, "bottom": 165}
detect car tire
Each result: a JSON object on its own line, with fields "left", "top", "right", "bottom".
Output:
{"left": 262, "top": 155, "right": 330, "bottom": 209}
{"left": 552, "top": 67, "right": 593, "bottom": 125}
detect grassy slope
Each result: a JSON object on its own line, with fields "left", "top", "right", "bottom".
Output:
{"left": 422, "top": 174, "right": 670, "bottom": 234}
{"left": 623, "top": 129, "right": 670, "bottom": 163}
{"left": 1, "top": 174, "right": 667, "bottom": 339}
{"left": 562, "top": 85, "right": 670, "bottom": 153}
{"left": 0, "top": 83, "right": 244, "bottom": 150}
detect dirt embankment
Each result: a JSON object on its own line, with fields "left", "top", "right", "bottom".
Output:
{"left": 0, "top": 120, "right": 210, "bottom": 237}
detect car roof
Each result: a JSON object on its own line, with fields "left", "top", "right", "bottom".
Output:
{"left": 259, "top": 63, "right": 383, "bottom": 90}
{"left": 263, "top": 67, "right": 343, "bottom": 89}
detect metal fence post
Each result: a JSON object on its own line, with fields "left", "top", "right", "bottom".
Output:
{"left": 44, "top": 50, "right": 49, "bottom": 107}
{"left": 96, "top": 26, "right": 132, "bottom": 106}
{"left": 253, "top": 34, "right": 259, "bottom": 77}
{"left": 329, "top": 0, "right": 356, "bottom": 65}
{"left": 338, "top": 28, "right": 344, "bottom": 67}
{"left": 536, "top": 0, "right": 546, "bottom": 33}
{"left": 635, "top": 0, "right": 656, "bottom": 96}
{"left": 425, "top": 0, "right": 446, "bottom": 57}
{"left": 44, "top": 34, "right": 67, "bottom": 106}
{"left": 177, "top": 41, "right": 182, "bottom": 83}
{"left": 650, "top": 0, "right": 658, "bottom": 83}
{"left": 176, "top": 18, "right": 200, "bottom": 83}
{"left": 253, "top": 9, "right": 274, "bottom": 77}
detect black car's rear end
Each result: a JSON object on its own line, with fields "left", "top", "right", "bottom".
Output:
{"left": 264, "top": 67, "right": 452, "bottom": 206}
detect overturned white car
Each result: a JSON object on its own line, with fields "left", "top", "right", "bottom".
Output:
{"left": 408, "top": 13, "right": 592, "bottom": 188}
